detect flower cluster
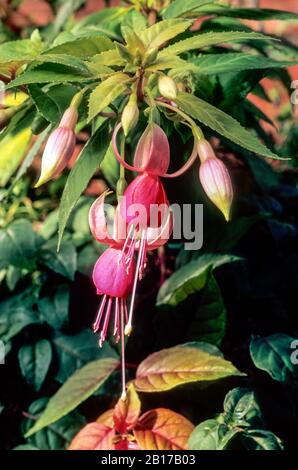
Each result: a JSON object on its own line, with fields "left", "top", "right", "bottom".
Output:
{"left": 36, "top": 88, "right": 234, "bottom": 399}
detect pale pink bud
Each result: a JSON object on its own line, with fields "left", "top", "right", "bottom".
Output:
{"left": 121, "top": 94, "right": 139, "bottom": 136}
{"left": 198, "top": 140, "right": 233, "bottom": 222}
{"left": 34, "top": 107, "right": 78, "bottom": 187}
{"left": 59, "top": 106, "right": 78, "bottom": 130}
{"left": 158, "top": 75, "right": 177, "bottom": 100}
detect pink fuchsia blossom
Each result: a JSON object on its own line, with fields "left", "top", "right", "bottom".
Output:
{"left": 197, "top": 139, "right": 233, "bottom": 222}
{"left": 34, "top": 106, "right": 78, "bottom": 188}
{"left": 89, "top": 188, "right": 172, "bottom": 337}
{"left": 92, "top": 247, "right": 136, "bottom": 399}
{"left": 92, "top": 248, "right": 135, "bottom": 347}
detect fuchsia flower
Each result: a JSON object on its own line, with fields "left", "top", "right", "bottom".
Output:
{"left": 92, "top": 248, "right": 135, "bottom": 347}
{"left": 34, "top": 106, "right": 78, "bottom": 188}
{"left": 197, "top": 139, "right": 233, "bottom": 222}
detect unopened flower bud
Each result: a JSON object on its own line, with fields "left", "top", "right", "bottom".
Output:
{"left": 158, "top": 75, "right": 177, "bottom": 100}
{"left": 59, "top": 106, "right": 78, "bottom": 130}
{"left": 121, "top": 93, "right": 139, "bottom": 136}
{"left": 198, "top": 139, "right": 233, "bottom": 222}
{"left": 34, "top": 106, "right": 78, "bottom": 188}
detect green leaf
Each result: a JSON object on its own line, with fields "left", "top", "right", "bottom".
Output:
{"left": 121, "top": 9, "right": 147, "bottom": 33}
{"left": 88, "top": 50, "right": 125, "bottom": 68}
{"left": 47, "top": 85, "right": 80, "bottom": 117}
{"left": 175, "top": 92, "right": 284, "bottom": 159}
{"left": 0, "top": 219, "right": 43, "bottom": 270}
{"left": 22, "top": 398, "right": 86, "bottom": 450}
{"left": 159, "top": 31, "right": 273, "bottom": 57}
{"left": 0, "top": 289, "right": 39, "bottom": 342}
{"left": 18, "top": 339, "right": 52, "bottom": 391}
{"left": 29, "top": 85, "right": 60, "bottom": 123}
{"left": 223, "top": 388, "right": 264, "bottom": 428}
{"left": 5, "top": 265, "right": 23, "bottom": 291}
{"left": 195, "top": 6, "right": 298, "bottom": 21}
{"left": 88, "top": 74, "right": 129, "bottom": 121}
{"left": 25, "top": 358, "right": 119, "bottom": 437}
{"left": 38, "top": 285, "right": 69, "bottom": 330}
{"left": 140, "top": 19, "right": 192, "bottom": 50}
{"left": 134, "top": 343, "right": 244, "bottom": 392}
{"left": 241, "top": 429, "right": 283, "bottom": 450}
{"left": 28, "top": 54, "right": 90, "bottom": 75}
{"left": 6, "top": 63, "right": 90, "bottom": 89}
{"left": 58, "top": 121, "right": 111, "bottom": 248}
{"left": 250, "top": 334, "right": 298, "bottom": 386}
{"left": 146, "top": 55, "right": 192, "bottom": 72}
{"left": 45, "top": 34, "right": 113, "bottom": 57}
{"left": 157, "top": 254, "right": 240, "bottom": 306}
{"left": 0, "top": 39, "right": 42, "bottom": 65}
{"left": 192, "top": 52, "right": 297, "bottom": 75}
{"left": 188, "top": 419, "right": 224, "bottom": 450}
{"left": 163, "top": 0, "right": 217, "bottom": 19}
{"left": 187, "top": 274, "right": 226, "bottom": 346}
{"left": 13, "top": 444, "right": 39, "bottom": 450}
{"left": 53, "top": 329, "right": 118, "bottom": 383}
{"left": 40, "top": 240, "right": 77, "bottom": 280}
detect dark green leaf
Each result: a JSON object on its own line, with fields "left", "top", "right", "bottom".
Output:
{"left": 52, "top": 329, "right": 118, "bottom": 382}
{"left": 157, "top": 254, "right": 240, "bottom": 306}
{"left": 0, "top": 289, "right": 39, "bottom": 342}
{"left": 29, "top": 85, "right": 60, "bottom": 123}
{"left": 40, "top": 240, "right": 77, "bottom": 280}
{"left": 192, "top": 53, "right": 297, "bottom": 75}
{"left": 241, "top": 429, "right": 283, "bottom": 450}
{"left": 38, "top": 285, "right": 69, "bottom": 330}
{"left": 186, "top": 274, "right": 226, "bottom": 346}
{"left": 22, "top": 398, "right": 86, "bottom": 450}
{"left": 223, "top": 387, "right": 264, "bottom": 428}
{"left": 250, "top": 334, "right": 298, "bottom": 386}
{"left": 0, "top": 219, "right": 42, "bottom": 270}
{"left": 18, "top": 339, "right": 52, "bottom": 391}
{"left": 175, "top": 92, "right": 284, "bottom": 159}
{"left": 7, "top": 63, "right": 90, "bottom": 89}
